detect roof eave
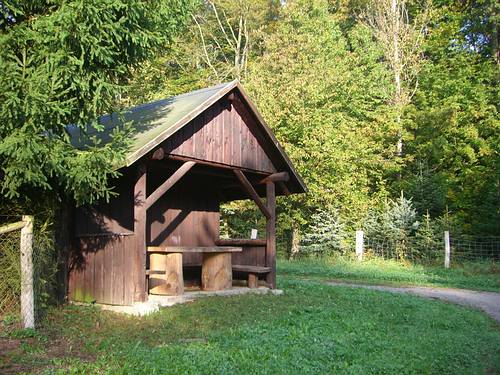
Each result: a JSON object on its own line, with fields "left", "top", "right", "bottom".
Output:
{"left": 123, "top": 80, "right": 239, "bottom": 168}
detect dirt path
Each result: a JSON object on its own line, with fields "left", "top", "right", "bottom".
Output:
{"left": 326, "top": 281, "right": 500, "bottom": 322}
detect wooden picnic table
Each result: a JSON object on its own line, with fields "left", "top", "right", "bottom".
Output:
{"left": 147, "top": 246, "right": 242, "bottom": 295}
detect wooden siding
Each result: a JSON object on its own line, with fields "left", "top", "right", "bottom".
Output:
{"left": 74, "top": 171, "right": 135, "bottom": 236}
{"left": 147, "top": 175, "right": 220, "bottom": 266}
{"left": 163, "top": 100, "right": 276, "bottom": 174}
{"left": 68, "top": 235, "right": 135, "bottom": 305}
{"left": 231, "top": 245, "right": 266, "bottom": 267}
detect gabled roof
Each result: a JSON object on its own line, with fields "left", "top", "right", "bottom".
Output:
{"left": 68, "top": 81, "right": 306, "bottom": 193}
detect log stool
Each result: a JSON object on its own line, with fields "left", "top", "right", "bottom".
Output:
{"left": 148, "top": 253, "right": 184, "bottom": 295}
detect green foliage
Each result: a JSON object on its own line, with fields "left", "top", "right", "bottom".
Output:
{"left": 0, "top": 0, "right": 194, "bottom": 205}
{"left": 220, "top": 201, "right": 266, "bottom": 238}
{"left": 122, "top": 0, "right": 499, "bottom": 237}
{"left": 246, "top": 0, "right": 395, "bottom": 231}
{"left": 364, "top": 194, "right": 419, "bottom": 241}
{"left": 300, "top": 207, "right": 346, "bottom": 256}
{"left": 402, "top": 1, "right": 499, "bottom": 235}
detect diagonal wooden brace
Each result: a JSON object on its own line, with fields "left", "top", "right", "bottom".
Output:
{"left": 233, "top": 169, "right": 271, "bottom": 219}
{"left": 145, "top": 161, "right": 196, "bottom": 210}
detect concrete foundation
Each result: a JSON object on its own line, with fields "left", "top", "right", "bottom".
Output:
{"left": 88, "top": 287, "right": 283, "bottom": 316}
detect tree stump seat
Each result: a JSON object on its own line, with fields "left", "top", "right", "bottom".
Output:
{"left": 147, "top": 246, "right": 242, "bottom": 295}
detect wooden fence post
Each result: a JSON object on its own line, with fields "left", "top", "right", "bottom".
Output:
{"left": 20, "top": 215, "right": 34, "bottom": 329}
{"left": 356, "top": 230, "right": 364, "bottom": 261}
{"left": 250, "top": 229, "right": 258, "bottom": 240}
{"left": 444, "top": 231, "right": 450, "bottom": 269}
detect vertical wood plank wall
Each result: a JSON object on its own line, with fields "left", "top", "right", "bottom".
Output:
{"left": 147, "top": 178, "right": 220, "bottom": 266}
{"left": 68, "top": 235, "right": 136, "bottom": 305}
{"left": 69, "top": 173, "right": 222, "bottom": 305}
{"left": 163, "top": 100, "right": 277, "bottom": 174}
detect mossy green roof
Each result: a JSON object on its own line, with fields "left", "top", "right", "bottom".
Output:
{"left": 68, "top": 81, "right": 236, "bottom": 167}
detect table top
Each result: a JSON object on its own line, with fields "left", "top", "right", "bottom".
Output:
{"left": 147, "top": 246, "right": 242, "bottom": 253}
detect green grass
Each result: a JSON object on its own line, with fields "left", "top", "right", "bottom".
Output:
{"left": 1, "top": 276, "right": 499, "bottom": 374}
{"left": 279, "top": 257, "right": 500, "bottom": 292}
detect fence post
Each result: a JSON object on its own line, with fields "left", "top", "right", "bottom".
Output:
{"left": 356, "top": 230, "right": 364, "bottom": 261}
{"left": 20, "top": 215, "right": 34, "bottom": 329}
{"left": 444, "top": 230, "right": 450, "bottom": 269}
{"left": 250, "top": 228, "right": 258, "bottom": 240}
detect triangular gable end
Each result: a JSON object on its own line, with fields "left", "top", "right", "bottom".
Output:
{"left": 161, "top": 91, "right": 277, "bottom": 174}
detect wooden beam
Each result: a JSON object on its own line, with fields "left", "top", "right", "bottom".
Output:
{"left": 133, "top": 163, "right": 147, "bottom": 302}
{"left": 151, "top": 161, "right": 235, "bottom": 180}
{"left": 0, "top": 220, "right": 25, "bottom": 235}
{"left": 233, "top": 170, "right": 271, "bottom": 219}
{"left": 145, "top": 161, "right": 196, "bottom": 210}
{"left": 147, "top": 246, "right": 242, "bottom": 253}
{"left": 265, "top": 181, "right": 276, "bottom": 289}
{"left": 218, "top": 171, "right": 290, "bottom": 190}
{"left": 150, "top": 148, "right": 165, "bottom": 160}
{"left": 232, "top": 265, "right": 271, "bottom": 273}
{"left": 259, "top": 172, "right": 289, "bottom": 184}
{"left": 167, "top": 154, "right": 268, "bottom": 176}
{"left": 216, "top": 238, "right": 266, "bottom": 247}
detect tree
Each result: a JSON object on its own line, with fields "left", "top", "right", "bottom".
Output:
{"left": 246, "top": 0, "right": 395, "bottom": 233}
{"left": 0, "top": 0, "right": 194, "bottom": 205}
{"left": 403, "top": 0, "right": 499, "bottom": 234}
{"left": 361, "top": 0, "right": 430, "bottom": 158}
{"left": 300, "top": 207, "right": 346, "bottom": 256}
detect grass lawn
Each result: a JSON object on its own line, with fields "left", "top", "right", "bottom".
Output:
{"left": 279, "top": 257, "right": 500, "bottom": 292}
{"left": 1, "top": 275, "right": 499, "bottom": 374}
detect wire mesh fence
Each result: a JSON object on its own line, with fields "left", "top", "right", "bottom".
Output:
{"left": 449, "top": 236, "right": 500, "bottom": 262}
{"left": 0, "top": 215, "right": 57, "bottom": 333}
{"left": 364, "top": 236, "right": 443, "bottom": 263}
{"left": 0, "top": 228, "right": 22, "bottom": 320}
{"left": 362, "top": 234, "right": 499, "bottom": 264}
{"left": 277, "top": 228, "right": 500, "bottom": 266}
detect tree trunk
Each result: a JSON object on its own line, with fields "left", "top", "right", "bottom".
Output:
{"left": 290, "top": 226, "right": 301, "bottom": 259}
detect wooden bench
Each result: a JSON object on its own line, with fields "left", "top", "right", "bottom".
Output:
{"left": 147, "top": 246, "right": 242, "bottom": 295}
{"left": 232, "top": 265, "right": 271, "bottom": 288}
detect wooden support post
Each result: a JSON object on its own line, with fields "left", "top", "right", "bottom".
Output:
{"left": 248, "top": 273, "right": 258, "bottom": 289}
{"left": 265, "top": 181, "right": 276, "bottom": 289}
{"left": 356, "top": 230, "right": 364, "bottom": 261}
{"left": 134, "top": 164, "right": 147, "bottom": 302}
{"left": 201, "top": 253, "right": 232, "bottom": 291}
{"left": 20, "top": 215, "right": 34, "bottom": 329}
{"left": 233, "top": 169, "right": 271, "bottom": 219}
{"left": 444, "top": 231, "right": 451, "bottom": 269}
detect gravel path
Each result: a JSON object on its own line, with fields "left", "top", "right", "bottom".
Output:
{"left": 326, "top": 281, "right": 500, "bottom": 322}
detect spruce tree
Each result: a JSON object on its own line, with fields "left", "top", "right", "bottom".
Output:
{"left": 300, "top": 207, "right": 345, "bottom": 256}
{"left": 0, "top": 1, "right": 194, "bottom": 205}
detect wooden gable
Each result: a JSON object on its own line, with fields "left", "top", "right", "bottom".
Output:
{"left": 162, "top": 94, "right": 277, "bottom": 174}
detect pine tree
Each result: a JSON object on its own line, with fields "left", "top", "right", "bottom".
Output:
{"left": 300, "top": 207, "right": 345, "bottom": 256}
{"left": 0, "top": 1, "right": 194, "bottom": 205}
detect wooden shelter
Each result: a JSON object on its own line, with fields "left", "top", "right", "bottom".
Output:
{"left": 67, "top": 81, "right": 306, "bottom": 306}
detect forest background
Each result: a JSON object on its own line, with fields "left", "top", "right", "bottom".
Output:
{"left": 0, "top": 0, "right": 498, "bottom": 258}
